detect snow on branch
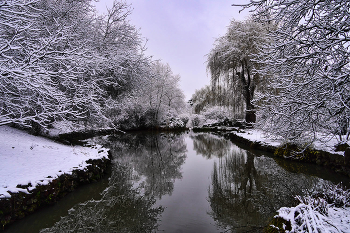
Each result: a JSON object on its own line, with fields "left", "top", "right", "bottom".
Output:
{"left": 275, "top": 183, "right": 350, "bottom": 232}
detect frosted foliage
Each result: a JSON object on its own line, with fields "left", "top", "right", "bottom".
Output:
{"left": 0, "top": 0, "right": 76, "bottom": 126}
{"left": 0, "top": 0, "right": 184, "bottom": 131}
{"left": 0, "top": 0, "right": 106, "bottom": 128}
{"left": 191, "top": 85, "right": 212, "bottom": 114}
{"left": 202, "top": 106, "right": 231, "bottom": 120}
{"left": 275, "top": 184, "right": 350, "bottom": 232}
{"left": 110, "top": 61, "right": 185, "bottom": 130}
{"left": 240, "top": 0, "right": 350, "bottom": 143}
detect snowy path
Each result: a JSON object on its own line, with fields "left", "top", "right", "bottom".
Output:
{"left": 0, "top": 126, "right": 109, "bottom": 198}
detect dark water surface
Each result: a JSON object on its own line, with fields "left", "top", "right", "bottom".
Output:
{"left": 4, "top": 132, "right": 350, "bottom": 233}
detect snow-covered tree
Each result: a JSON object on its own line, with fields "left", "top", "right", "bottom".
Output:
{"left": 239, "top": 0, "right": 350, "bottom": 143}
{"left": 80, "top": 1, "right": 149, "bottom": 127}
{"left": 88, "top": 1, "right": 145, "bottom": 97}
{"left": 0, "top": 0, "right": 184, "bottom": 132}
{"left": 191, "top": 85, "right": 213, "bottom": 114}
{"left": 35, "top": 0, "right": 105, "bottom": 126}
{"left": 106, "top": 60, "right": 186, "bottom": 130}
{"left": 0, "top": 0, "right": 91, "bottom": 130}
{"left": 138, "top": 61, "right": 185, "bottom": 126}
{"left": 207, "top": 18, "right": 270, "bottom": 123}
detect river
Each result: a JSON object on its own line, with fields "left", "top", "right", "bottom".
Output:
{"left": 4, "top": 131, "right": 350, "bottom": 233}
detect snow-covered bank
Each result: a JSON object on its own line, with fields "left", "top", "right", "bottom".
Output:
{"left": 194, "top": 126, "right": 348, "bottom": 156}
{"left": 234, "top": 129, "right": 345, "bottom": 156}
{"left": 210, "top": 129, "right": 350, "bottom": 232}
{"left": 217, "top": 129, "right": 350, "bottom": 177}
{"left": 235, "top": 129, "right": 282, "bottom": 147}
{"left": 212, "top": 129, "right": 350, "bottom": 232}
{"left": 0, "top": 125, "right": 109, "bottom": 198}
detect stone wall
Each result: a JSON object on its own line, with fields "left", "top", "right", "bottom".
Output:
{"left": 0, "top": 156, "right": 111, "bottom": 230}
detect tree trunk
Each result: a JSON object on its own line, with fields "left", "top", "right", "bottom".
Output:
{"left": 244, "top": 84, "right": 256, "bottom": 123}
{"left": 245, "top": 104, "right": 256, "bottom": 123}
{"left": 238, "top": 59, "right": 256, "bottom": 123}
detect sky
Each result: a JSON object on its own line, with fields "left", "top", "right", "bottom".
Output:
{"left": 93, "top": 0, "right": 250, "bottom": 100}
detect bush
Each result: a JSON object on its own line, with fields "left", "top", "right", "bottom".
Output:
{"left": 274, "top": 143, "right": 319, "bottom": 162}
{"left": 191, "top": 114, "right": 202, "bottom": 127}
{"left": 202, "top": 106, "right": 231, "bottom": 121}
{"left": 112, "top": 104, "right": 159, "bottom": 130}
{"left": 179, "top": 114, "right": 189, "bottom": 127}
{"left": 168, "top": 118, "right": 185, "bottom": 129}
{"left": 270, "top": 183, "right": 350, "bottom": 232}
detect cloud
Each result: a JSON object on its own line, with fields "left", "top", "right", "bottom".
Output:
{"left": 94, "top": 0, "right": 250, "bottom": 99}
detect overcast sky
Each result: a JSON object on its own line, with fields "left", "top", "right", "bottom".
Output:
{"left": 94, "top": 0, "right": 250, "bottom": 100}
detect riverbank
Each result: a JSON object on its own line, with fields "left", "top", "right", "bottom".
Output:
{"left": 193, "top": 126, "right": 350, "bottom": 178}
{"left": 195, "top": 127, "right": 350, "bottom": 233}
{"left": 0, "top": 126, "right": 111, "bottom": 229}
{"left": 2, "top": 124, "right": 349, "bottom": 231}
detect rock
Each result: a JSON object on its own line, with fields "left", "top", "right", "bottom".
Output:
{"left": 335, "top": 143, "right": 349, "bottom": 152}
{"left": 344, "top": 148, "right": 350, "bottom": 166}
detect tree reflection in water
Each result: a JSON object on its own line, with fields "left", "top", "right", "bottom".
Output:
{"left": 191, "top": 133, "right": 324, "bottom": 233}
{"left": 40, "top": 133, "right": 186, "bottom": 233}
{"left": 192, "top": 133, "right": 231, "bottom": 159}
{"left": 40, "top": 163, "right": 163, "bottom": 233}
{"left": 103, "top": 132, "right": 187, "bottom": 199}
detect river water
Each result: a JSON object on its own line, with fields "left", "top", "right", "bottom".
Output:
{"left": 4, "top": 131, "right": 350, "bottom": 233}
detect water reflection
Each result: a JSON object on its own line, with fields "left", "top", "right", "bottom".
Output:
{"left": 101, "top": 133, "right": 187, "bottom": 199}
{"left": 191, "top": 133, "right": 323, "bottom": 232}
{"left": 7, "top": 132, "right": 350, "bottom": 233}
{"left": 192, "top": 133, "right": 231, "bottom": 158}
{"left": 40, "top": 163, "right": 163, "bottom": 233}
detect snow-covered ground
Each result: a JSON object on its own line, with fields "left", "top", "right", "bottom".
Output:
{"left": 0, "top": 125, "right": 109, "bottom": 199}
{"left": 236, "top": 129, "right": 345, "bottom": 155}
{"left": 236, "top": 129, "right": 282, "bottom": 147}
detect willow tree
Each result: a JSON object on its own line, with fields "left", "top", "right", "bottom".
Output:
{"left": 191, "top": 85, "right": 214, "bottom": 114}
{"left": 207, "top": 18, "right": 270, "bottom": 123}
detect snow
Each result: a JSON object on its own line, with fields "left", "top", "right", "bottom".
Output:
{"left": 236, "top": 129, "right": 282, "bottom": 147}
{"left": 0, "top": 125, "right": 109, "bottom": 199}
{"left": 277, "top": 203, "right": 350, "bottom": 232}
{"left": 312, "top": 135, "right": 345, "bottom": 155}
{"left": 235, "top": 129, "right": 345, "bottom": 155}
